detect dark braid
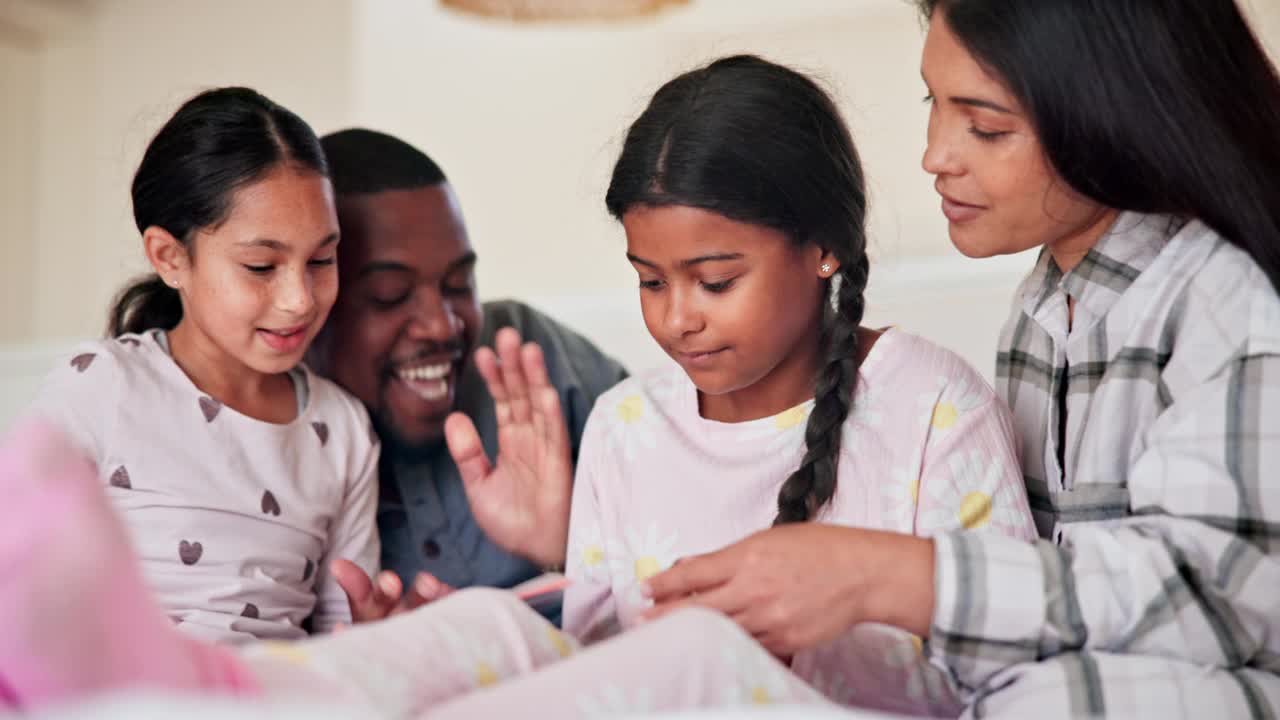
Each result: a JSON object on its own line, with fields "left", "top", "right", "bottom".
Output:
{"left": 774, "top": 255, "right": 869, "bottom": 524}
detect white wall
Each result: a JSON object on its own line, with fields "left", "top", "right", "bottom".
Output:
{"left": 2, "top": 0, "right": 1280, "bottom": 430}
{"left": 0, "top": 33, "right": 39, "bottom": 342}
{"left": 3, "top": 0, "right": 358, "bottom": 343}
{"left": 0, "top": 0, "right": 952, "bottom": 349}
{"left": 1244, "top": 0, "right": 1280, "bottom": 56}
{"left": 351, "top": 0, "right": 943, "bottom": 307}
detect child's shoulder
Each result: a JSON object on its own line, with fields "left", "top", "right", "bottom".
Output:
{"left": 29, "top": 332, "right": 173, "bottom": 451}
{"left": 582, "top": 363, "right": 688, "bottom": 439}
{"left": 865, "top": 328, "right": 998, "bottom": 401}
{"left": 50, "top": 331, "right": 168, "bottom": 385}
{"left": 297, "top": 365, "right": 376, "bottom": 443}
{"left": 593, "top": 363, "right": 685, "bottom": 407}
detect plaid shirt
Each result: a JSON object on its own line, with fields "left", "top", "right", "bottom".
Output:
{"left": 928, "top": 213, "right": 1280, "bottom": 713}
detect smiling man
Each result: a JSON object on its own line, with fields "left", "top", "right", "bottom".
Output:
{"left": 311, "top": 129, "right": 626, "bottom": 618}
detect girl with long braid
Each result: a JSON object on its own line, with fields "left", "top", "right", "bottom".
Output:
{"left": 431, "top": 53, "right": 1037, "bottom": 715}
{"left": 556, "top": 52, "right": 1033, "bottom": 711}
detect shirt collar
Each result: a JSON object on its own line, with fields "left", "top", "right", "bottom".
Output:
{"left": 1020, "top": 212, "right": 1183, "bottom": 323}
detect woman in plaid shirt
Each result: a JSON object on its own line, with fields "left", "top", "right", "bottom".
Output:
{"left": 646, "top": 0, "right": 1280, "bottom": 716}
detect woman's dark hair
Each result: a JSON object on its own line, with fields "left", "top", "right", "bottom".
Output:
{"left": 916, "top": 0, "right": 1280, "bottom": 294}
{"left": 108, "top": 87, "right": 329, "bottom": 336}
{"left": 606, "top": 55, "right": 869, "bottom": 524}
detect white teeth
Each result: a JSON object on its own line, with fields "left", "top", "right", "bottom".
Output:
{"left": 396, "top": 362, "right": 452, "bottom": 402}
{"left": 397, "top": 362, "right": 451, "bottom": 382}
{"left": 405, "top": 378, "right": 449, "bottom": 401}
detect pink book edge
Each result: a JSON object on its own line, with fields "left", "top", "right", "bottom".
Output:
{"left": 513, "top": 575, "right": 570, "bottom": 600}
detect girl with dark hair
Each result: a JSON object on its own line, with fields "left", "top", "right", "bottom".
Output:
{"left": 0, "top": 58, "right": 1031, "bottom": 717}
{"left": 639, "top": 2, "right": 1280, "bottom": 718}
{"left": 23, "top": 87, "right": 381, "bottom": 644}
{"left": 415, "top": 53, "right": 1034, "bottom": 716}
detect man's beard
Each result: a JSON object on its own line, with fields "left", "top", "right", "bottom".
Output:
{"left": 370, "top": 402, "right": 450, "bottom": 462}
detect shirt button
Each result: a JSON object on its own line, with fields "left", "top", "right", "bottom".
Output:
{"left": 422, "top": 539, "right": 441, "bottom": 558}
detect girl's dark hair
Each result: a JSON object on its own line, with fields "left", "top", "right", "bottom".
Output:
{"left": 917, "top": 0, "right": 1280, "bottom": 294}
{"left": 606, "top": 55, "right": 869, "bottom": 524}
{"left": 108, "top": 87, "right": 328, "bottom": 336}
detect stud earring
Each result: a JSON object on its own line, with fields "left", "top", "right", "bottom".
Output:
{"left": 820, "top": 262, "right": 832, "bottom": 275}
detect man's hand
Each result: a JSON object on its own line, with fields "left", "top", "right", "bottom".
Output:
{"left": 445, "top": 327, "right": 573, "bottom": 568}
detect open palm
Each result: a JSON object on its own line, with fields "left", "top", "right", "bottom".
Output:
{"left": 445, "top": 327, "right": 572, "bottom": 569}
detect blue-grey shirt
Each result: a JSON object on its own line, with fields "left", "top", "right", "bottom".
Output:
{"left": 376, "top": 300, "right": 627, "bottom": 616}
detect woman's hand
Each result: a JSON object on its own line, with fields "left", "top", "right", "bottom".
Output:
{"left": 642, "top": 524, "right": 936, "bottom": 657}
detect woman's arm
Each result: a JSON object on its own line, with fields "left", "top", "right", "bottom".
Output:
{"left": 928, "top": 352, "right": 1280, "bottom": 691}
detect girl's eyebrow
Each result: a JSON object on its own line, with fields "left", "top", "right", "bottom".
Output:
{"left": 236, "top": 233, "right": 339, "bottom": 251}
{"left": 627, "top": 252, "right": 744, "bottom": 269}
{"left": 237, "top": 238, "right": 287, "bottom": 250}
